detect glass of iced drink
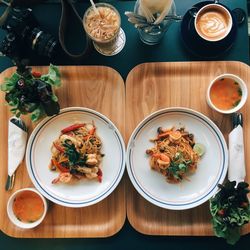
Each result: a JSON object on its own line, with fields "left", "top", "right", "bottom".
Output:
{"left": 134, "top": 0, "right": 177, "bottom": 45}
{"left": 83, "top": 3, "right": 123, "bottom": 55}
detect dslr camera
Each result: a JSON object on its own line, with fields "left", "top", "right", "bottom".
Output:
{"left": 0, "top": 6, "right": 58, "bottom": 61}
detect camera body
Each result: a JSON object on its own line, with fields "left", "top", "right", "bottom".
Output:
{"left": 0, "top": 7, "right": 58, "bottom": 61}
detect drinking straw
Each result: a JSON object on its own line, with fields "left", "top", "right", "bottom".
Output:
{"left": 90, "top": 0, "right": 99, "bottom": 15}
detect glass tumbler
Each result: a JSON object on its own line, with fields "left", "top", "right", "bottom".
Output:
{"left": 134, "top": 0, "right": 177, "bottom": 45}
{"left": 83, "top": 3, "right": 122, "bottom": 55}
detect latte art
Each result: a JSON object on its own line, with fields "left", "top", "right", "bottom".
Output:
{"left": 195, "top": 6, "right": 232, "bottom": 42}
{"left": 198, "top": 12, "right": 227, "bottom": 39}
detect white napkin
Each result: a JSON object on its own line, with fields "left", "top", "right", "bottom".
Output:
{"left": 228, "top": 124, "right": 246, "bottom": 184}
{"left": 8, "top": 118, "right": 28, "bottom": 176}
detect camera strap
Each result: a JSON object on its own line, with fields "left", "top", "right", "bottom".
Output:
{"left": 0, "top": 0, "right": 12, "bottom": 26}
{"left": 59, "top": 0, "right": 91, "bottom": 61}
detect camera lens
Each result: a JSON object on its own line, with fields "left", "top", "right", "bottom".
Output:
{"left": 0, "top": 7, "right": 59, "bottom": 60}
{"left": 29, "top": 27, "right": 58, "bottom": 58}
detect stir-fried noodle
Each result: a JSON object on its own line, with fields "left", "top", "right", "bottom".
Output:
{"left": 49, "top": 122, "right": 103, "bottom": 184}
{"left": 146, "top": 127, "right": 202, "bottom": 183}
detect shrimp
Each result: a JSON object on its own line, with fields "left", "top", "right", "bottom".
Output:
{"left": 52, "top": 173, "right": 73, "bottom": 184}
{"left": 152, "top": 153, "right": 170, "bottom": 168}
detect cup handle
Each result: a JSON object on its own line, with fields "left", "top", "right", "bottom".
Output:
{"left": 189, "top": 7, "right": 198, "bottom": 18}
{"left": 232, "top": 8, "right": 246, "bottom": 25}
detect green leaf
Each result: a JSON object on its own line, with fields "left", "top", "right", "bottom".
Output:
{"left": 51, "top": 94, "right": 58, "bottom": 102}
{"left": 30, "top": 107, "right": 45, "bottom": 122}
{"left": 8, "top": 98, "right": 19, "bottom": 106}
{"left": 2, "top": 65, "right": 61, "bottom": 123}
{"left": 15, "top": 112, "right": 21, "bottom": 117}
{"left": 41, "top": 64, "right": 61, "bottom": 87}
{"left": 10, "top": 107, "right": 17, "bottom": 112}
{"left": 209, "top": 181, "right": 250, "bottom": 245}
{"left": 0, "top": 73, "right": 21, "bottom": 92}
{"left": 212, "top": 219, "right": 241, "bottom": 245}
{"left": 63, "top": 142, "right": 80, "bottom": 166}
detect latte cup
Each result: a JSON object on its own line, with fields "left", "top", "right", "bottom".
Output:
{"left": 193, "top": 3, "right": 233, "bottom": 42}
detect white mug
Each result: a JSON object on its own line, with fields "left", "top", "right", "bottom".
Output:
{"left": 193, "top": 3, "right": 233, "bottom": 42}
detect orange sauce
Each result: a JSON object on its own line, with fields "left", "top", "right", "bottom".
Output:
{"left": 13, "top": 191, "right": 44, "bottom": 223}
{"left": 210, "top": 78, "right": 242, "bottom": 110}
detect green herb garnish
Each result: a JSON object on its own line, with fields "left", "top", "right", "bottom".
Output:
{"left": 63, "top": 142, "right": 80, "bottom": 166}
{"left": 63, "top": 142, "right": 87, "bottom": 166}
{"left": 168, "top": 161, "right": 188, "bottom": 180}
{"left": 238, "top": 88, "right": 242, "bottom": 97}
{"left": 233, "top": 100, "right": 241, "bottom": 107}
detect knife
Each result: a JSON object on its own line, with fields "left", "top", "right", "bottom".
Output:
{"left": 5, "top": 117, "right": 28, "bottom": 191}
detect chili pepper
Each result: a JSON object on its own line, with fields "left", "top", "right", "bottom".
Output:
{"left": 32, "top": 71, "right": 42, "bottom": 78}
{"left": 61, "top": 123, "right": 85, "bottom": 134}
{"left": 53, "top": 142, "right": 65, "bottom": 153}
{"left": 51, "top": 159, "right": 69, "bottom": 173}
{"left": 97, "top": 168, "right": 103, "bottom": 183}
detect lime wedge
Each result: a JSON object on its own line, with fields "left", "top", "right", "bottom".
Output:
{"left": 193, "top": 143, "right": 205, "bottom": 157}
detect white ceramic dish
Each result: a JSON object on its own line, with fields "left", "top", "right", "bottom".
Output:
{"left": 206, "top": 73, "right": 248, "bottom": 114}
{"left": 7, "top": 188, "right": 47, "bottom": 229}
{"left": 126, "top": 107, "right": 228, "bottom": 210}
{"left": 26, "top": 107, "right": 126, "bottom": 208}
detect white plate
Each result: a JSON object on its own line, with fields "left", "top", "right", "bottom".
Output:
{"left": 126, "top": 107, "right": 228, "bottom": 210}
{"left": 26, "top": 107, "right": 125, "bottom": 208}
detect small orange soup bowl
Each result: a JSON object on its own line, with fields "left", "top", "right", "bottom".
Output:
{"left": 206, "top": 74, "right": 248, "bottom": 114}
{"left": 7, "top": 188, "right": 48, "bottom": 229}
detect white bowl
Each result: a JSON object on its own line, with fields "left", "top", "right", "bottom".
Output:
{"left": 7, "top": 188, "right": 48, "bottom": 229}
{"left": 206, "top": 73, "right": 248, "bottom": 114}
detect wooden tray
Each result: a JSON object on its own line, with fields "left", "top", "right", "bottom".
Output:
{"left": 126, "top": 61, "right": 250, "bottom": 236}
{"left": 0, "top": 66, "right": 126, "bottom": 238}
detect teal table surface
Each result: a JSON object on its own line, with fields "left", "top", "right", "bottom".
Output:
{"left": 0, "top": 0, "right": 250, "bottom": 249}
{"left": 0, "top": 0, "right": 249, "bottom": 78}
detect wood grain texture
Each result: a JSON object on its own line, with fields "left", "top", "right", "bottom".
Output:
{"left": 0, "top": 66, "right": 126, "bottom": 238}
{"left": 126, "top": 61, "right": 250, "bottom": 236}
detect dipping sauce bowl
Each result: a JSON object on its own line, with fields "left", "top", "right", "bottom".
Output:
{"left": 7, "top": 187, "right": 48, "bottom": 229}
{"left": 206, "top": 73, "right": 248, "bottom": 114}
